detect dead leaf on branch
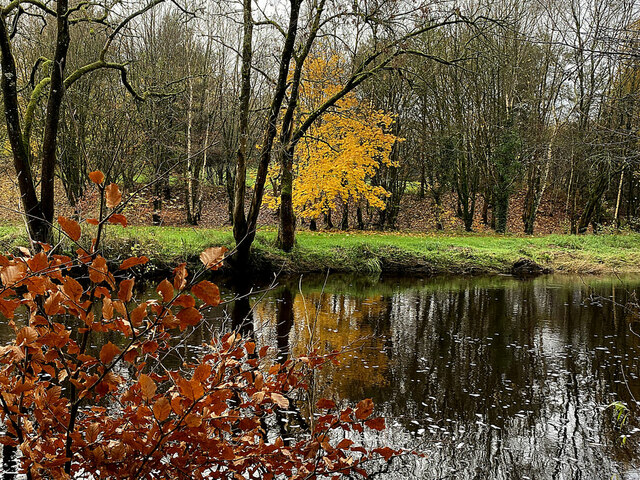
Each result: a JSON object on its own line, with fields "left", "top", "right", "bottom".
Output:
{"left": 105, "top": 183, "right": 122, "bottom": 209}
{"left": 88, "top": 171, "right": 105, "bottom": 184}
{"left": 58, "top": 216, "right": 81, "bottom": 242}
{"left": 138, "top": 374, "right": 156, "bottom": 401}
{"left": 199, "top": 247, "right": 228, "bottom": 270}
{"left": 192, "top": 280, "right": 220, "bottom": 306}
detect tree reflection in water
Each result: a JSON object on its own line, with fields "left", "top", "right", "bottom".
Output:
{"left": 251, "top": 274, "right": 640, "bottom": 479}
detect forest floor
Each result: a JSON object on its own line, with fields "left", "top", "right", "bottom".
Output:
{"left": 0, "top": 167, "right": 571, "bottom": 234}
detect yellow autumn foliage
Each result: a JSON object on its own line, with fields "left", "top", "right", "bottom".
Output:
{"left": 267, "top": 54, "right": 400, "bottom": 219}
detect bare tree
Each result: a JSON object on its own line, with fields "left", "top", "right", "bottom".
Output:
{"left": 0, "top": 0, "right": 169, "bottom": 243}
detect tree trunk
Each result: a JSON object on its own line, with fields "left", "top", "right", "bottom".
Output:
{"left": 577, "top": 171, "right": 610, "bottom": 234}
{"left": 231, "top": 0, "right": 254, "bottom": 266}
{"left": 463, "top": 197, "right": 475, "bottom": 232}
{"left": 152, "top": 198, "right": 162, "bottom": 226}
{"left": 0, "top": 12, "right": 57, "bottom": 244}
{"left": 341, "top": 202, "right": 349, "bottom": 230}
{"left": 277, "top": 147, "right": 296, "bottom": 252}
{"left": 433, "top": 194, "right": 444, "bottom": 230}
{"left": 233, "top": 0, "right": 303, "bottom": 267}
{"left": 193, "top": 113, "right": 211, "bottom": 224}
{"left": 325, "top": 209, "right": 333, "bottom": 229}
{"left": 185, "top": 64, "right": 195, "bottom": 225}
{"left": 481, "top": 195, "right": 489, "bottom": 225}
{"left": 225, "top": 166, "right": 234, "bottom": 224}
{"left": 614, "top": 168, "right": 624, "bottom": 229}
{"left": 494, "top": 180, "right": 509, "bottom": 234}
{"left": 627, "top": 167, "right": 634, "bottom": 224}
{"left": 356, "top": 205, "right": 364, "bottom": 230}
{"left": 40, "top": 0, "right": 70, "bottom": 245}
{"left": 523, "top": 133, "right": 553, "bottom": 235}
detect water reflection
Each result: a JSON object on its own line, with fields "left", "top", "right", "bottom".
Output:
{"left": 249, "top": 275, "right": 640, "bottom": 479}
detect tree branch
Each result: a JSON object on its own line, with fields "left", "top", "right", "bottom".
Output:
{"left": 2, "top": 0, "right": 55, "bottom": 17}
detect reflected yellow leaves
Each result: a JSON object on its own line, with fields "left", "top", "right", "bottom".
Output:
{"left": 253, "top": 291, "right": 390, "bottom": 400}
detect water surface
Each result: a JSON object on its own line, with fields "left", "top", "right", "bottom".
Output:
{"left": 245, "top": 274, "right": 640, "bottom": 479}
{"left": 3, "top": 273, "right": 640, "bottom": 479}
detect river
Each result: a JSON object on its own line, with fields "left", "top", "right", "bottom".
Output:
{"left": 2, "top": 273, "right": 640, "bottom": 479}
{"left": 241, "top": 273, "right": 640, "bottom": 479}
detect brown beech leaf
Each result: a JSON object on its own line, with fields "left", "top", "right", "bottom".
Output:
{"left": 35, "top": 242, "right": 52, "bottom": 253}
{"left": 89, "top": 256, "right": 109, "bottom": 284}
{"left": 16, "top": 326, "right": 37, "bottom": 346}
{"left": 62, "top": 276, "right": 84, "bottom": 302}
{"left": 373, "top": 446, "right": 395, "bottom": 462}
{"left": 355, "top": 398, "right": 374, "bottom": 420}
{"left": 192, "top": 280, "right": 220, "bottom": 306}
{"left": 44, "top": 291, "right": 62, "bottom": 316}
{"left": 86, "top": 423, "right": 100, "bottom": 444}
{"left": 57, "top": 216, "right": 81, "bottom": 242}
{"left": 171, "top": 395, "right": 184, "bottom": 416}
{"left": 130, "top": 303, "right": 147, "bottom": 327}
{"left": 173, "top": 294, "right": 195, "bottom": 308}
{"left": 142, "top": 340, "right": 158, "bottom": 354}
{"left": 365, "top": 417, "right": 386, "bottom": 431}
{"left": 199, "top": 247, "right": 228, "bottom": 270}
{"left": 105, "top": 183, "right": 122, "bottom": 208}
{"left": 89, "top": 171, "right": 105, "bottom": 184}
{"left": 173, "top": 263, "right": 187, "bottom": 290}
{"left": 108, "top": 214, "right": 127, "bottom": 227}
{"left": 193, "top": 363, "right": 211, "bottom": 383}
{"left": 76, "top": 247, "right": 92, "bottom": 264}
{"left": 254, "top": 372, "right": 264, "bottom": 390}
{"left": 138, "top": 374, "right": 156, "bottom": 401}
{"left": 153, "top": 397, "right": 171, "bottom": 422}
{"left": 271, "top": 393, "right": 289, "bottom": 409}
{"left": 184, "top": 413, "right": 202, "bottom": 428}
{"left": 118, "top": 278, "right": 134, "bottom": 302}
{"left": 100, "top": 342, "right": 120, "bottom": 365}
{"left": 316, "top": 398, "right": 336, "bottom": 410}
{"left": 119, "top": 256, "right": 148, "bottom": 270}
{"left": 12, "top": 380, "right": 35, "bottom": 394}
{"left": 0, "top": 298, "right": 20, "bottom": 319}
{"left": 124, "top": 348, "right": 138, "bottom": 363}
{"left": 26, "top": 252, "right": 48, "bottom": 273}
{"left": 86, "top": 218, "right": 99, "bottom": 226}
{"left": 337, "top": 438, "right": 354, "bottom": 449}
{"left": 177, "top": 307, "right": 202, "bottom": 329}
{"left": 1, "top": 264, "right": 26, "bottom": 287}
{"left": 156, "top": 279, "right": 173, "bottom": 303}
{"left": 162, "top": 314, "right": 179, "bottom": 330}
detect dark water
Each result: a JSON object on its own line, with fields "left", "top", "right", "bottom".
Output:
{"left": 244, "top": 274, "right": 640, "bottom": 479}
{"left": 3, "top": 274, "right": 640, "bottom": 478}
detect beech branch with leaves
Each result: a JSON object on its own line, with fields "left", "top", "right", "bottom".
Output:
{"left": 0, "top": 172, "right": 399, "bottom": 479}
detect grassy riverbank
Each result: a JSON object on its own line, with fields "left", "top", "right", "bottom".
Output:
{"left": 1, "top": 224, "right": 639, "bottom": 275}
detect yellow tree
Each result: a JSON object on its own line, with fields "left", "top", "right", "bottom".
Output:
{"left": 270, "top": 54, "right": 399, "bottom": 230}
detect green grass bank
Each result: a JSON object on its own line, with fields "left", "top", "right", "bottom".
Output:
{"left": 1, "top": 224, "right": 640, "bottom": 276}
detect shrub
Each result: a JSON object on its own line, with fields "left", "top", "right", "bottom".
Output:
{"left": 0, "top": 173, "right": 395, "bottom": 479}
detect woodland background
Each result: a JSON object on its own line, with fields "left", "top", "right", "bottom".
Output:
{"left": 1, "top": 0, "right": 640, "bottom": 248}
